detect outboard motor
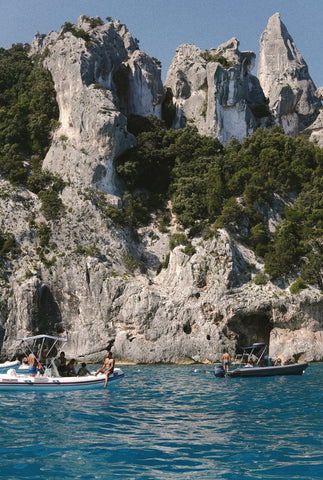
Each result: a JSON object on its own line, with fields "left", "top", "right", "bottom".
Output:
{"left": 214, "top": 365, "right": 225, "bottom": 377}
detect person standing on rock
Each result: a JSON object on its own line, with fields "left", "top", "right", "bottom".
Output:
{"left": 95, "top": 351, "right": 115, "bottom": 388}
{"left": 222, "top": 351, "right": 231, "bottom": 373}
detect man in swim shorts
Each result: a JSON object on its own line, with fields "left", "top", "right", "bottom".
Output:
{"left": 222, "top": 351, "right": 231, "bottom": 373}
{"left": 94, "top": 351, "right": 115, "bottom": 388}
{"left": 28, "top": 352, "right": 37, "bottom": 377}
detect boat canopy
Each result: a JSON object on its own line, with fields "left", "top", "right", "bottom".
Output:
{"left": 17, "top": 335, "right": 67, "bottom": 342}
{"left": 237, "top": 343, "right": 267, "bottom": 354}
{"left": 236, "top": 343, "right": 268, "bottom": 365}
{"left": 17, "top": 335, "right": 67, "bottom": 365}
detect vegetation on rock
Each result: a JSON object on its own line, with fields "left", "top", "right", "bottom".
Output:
{"left": 116, "top": 115, "right": 323, "bottom": 286}
{"left": 0, "top": 40, "right": 321, "bottom": 289}
{"left": 201, "top": 50, "right": 232, "bottom": 69}
{"left": 0, "top": 43, "right": 59, "bottom": 184}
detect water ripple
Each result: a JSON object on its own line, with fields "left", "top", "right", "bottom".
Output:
{"left": 0, "top": 364, "right": 322, "bottom": 479}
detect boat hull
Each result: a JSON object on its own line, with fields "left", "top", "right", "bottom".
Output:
{"left": 0, "top": 369, "right": 124, "bottom": 391}
{"left": 227, "top": 362, "right": 308, "bottom": 378}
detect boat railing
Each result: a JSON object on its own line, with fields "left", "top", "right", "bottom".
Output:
{"left": 50, "top": 359, "right": 60, "bottom": 377}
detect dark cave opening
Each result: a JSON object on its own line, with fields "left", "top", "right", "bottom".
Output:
{"left": 227, "top": 311, "right": 272, "bottom": 353}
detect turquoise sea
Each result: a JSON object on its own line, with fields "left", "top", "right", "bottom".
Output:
{"left": 0, "top": 363, "right": 322, "bottom": 480}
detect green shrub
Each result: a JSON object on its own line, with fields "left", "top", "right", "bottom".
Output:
{"left": 249, "top": 223, "right": 270, "bottom": 257}
{"left": 301, "top": 251, "right": 323, "bottom": 289}
{"left": 25, "top": 269, "right": 33, "bottom": 279}
{"left": 27, "top": 170, "right": 65, "bottom": 195}
{"left": 158, "top": 212, "right": 171, "bottom": 232}
{"left": 152, "top": 57, "right": 162, "bottom": 68}
{"left": 73, "top": 245, "right": 100, "bottom": 257}
{"left": 250, "top": 98, "right": 270, "bottom": 119}
{"left": 39, "top": 189, "right": 64, "bottom": 221}
{"left": 0, "top": 231, "right": 19, "bottom": 259}
{"left": 38, "top": 223, "right": 51, "bottom": 247}
{"left": 156, "top": 252, "right": 170, "bottom": 274}
{"left": 200, "top": 98, "right": 208, "bottom": 118}
{"left": 201, "top": 51, "right": 231, "bottom": 69}
{"left": 60, "top": 23, "right": 91, "bottom": 42}
{"left": 161, "top": 88, "right": 176, "bottom": 128}
{"left": 214, "top": 197, "right": 243, "bottom": 229}
{"left": 123, "top": 252, "right": 140, "bottom": 272}
{"left": 254, "top": 272, "right": 268, "bottom": 285}
{"left": 169, "top": 233, "right": 188, "bottom": 250}
{"left": 289, "top": 277, "right": 308, "bottom": 294}
{"left": 105, "top": 204, "right": 125, "bottom": 227}
{"left": 87, "top": 17, "right": 104, "bottom": 28}
{"left": 41, "top": 255, "right": 56, "bottom": 269}
{"left": 183, "top": 243, "right": 196, "bottom": 257}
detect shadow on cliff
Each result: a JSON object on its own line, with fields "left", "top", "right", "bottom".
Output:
{"left": 31, "top": 285, "right": 63, "bottom": 335}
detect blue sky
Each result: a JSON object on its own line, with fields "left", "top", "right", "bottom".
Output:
{"left": 0, "top": 0, "right": 322, "bottom": 87}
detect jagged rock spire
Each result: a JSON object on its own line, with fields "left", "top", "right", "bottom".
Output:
{"left": 164, "top": 39, "right": 267, "bottom": 145}
{"left": 30, "top": 16, "right": 163, "bottom": 197}
{"left": 257, "top": 12, "right": 320, "bottom": 135}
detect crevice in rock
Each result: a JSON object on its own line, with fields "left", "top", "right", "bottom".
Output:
{"left": 183, "top": 322, "right": 192, "bottom": 334}
{"left": 32, "top": 285, "right": 63, "bottom": 335}
{"left": 86, "top": 265, "right": 90, "bottom": 287}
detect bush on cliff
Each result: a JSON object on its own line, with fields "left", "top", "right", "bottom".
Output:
{"left": 0, "top": 44, "right": 59, "bottom": 185}
{"left": 0, "top": 231, "right": 19, "bottom": 261}
{"left": 117, "top": 117, "right": 322, "bottom": 285}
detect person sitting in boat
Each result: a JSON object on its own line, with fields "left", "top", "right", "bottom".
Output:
{"left": 274, "top": 354, "right": 287, "bottom": 366}
{"left": 77, "top": 362, "right": 91, "bottom": 376}
{"left": 65, "top": 359, "right": 77, "bottom": 376}
{"left": 94, "top": 351, "right": 115, "bottom": 388}
{"left": 263, "top": 355, "right": 272, "bottom": 366}
{"left": 28, "top": 352, "right": 38, "bottom": 377}
{"left": 55, "top": 351, "right": 67, "bottom": 376}
{"left": 39, "top": 348, "right": 47, "bottom": 364}
{"left": 244, "top": 360, "right": 254, "bottom": 368}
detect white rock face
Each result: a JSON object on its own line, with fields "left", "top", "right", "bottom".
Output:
{"left": 0, "top": 175, "right": 322, "bottom": 363}
{"left": 307, "top": 87, "right": 323, "bottom": 147}
{"left": 257, "top": 12, "right": 321, "bottom": 135}
{"left": 165, "top": 39, "right": 267, "bottom": 145}
{"left": 30, "top": 16, "right": 163, "bottom": 197}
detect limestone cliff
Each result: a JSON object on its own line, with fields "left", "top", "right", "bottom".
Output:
{"left": 1, "top": 172, "right": 321, "bottom": 363}
{"left": 30, "top": 15, "right": 163, "bottom": 197}
{"left": 164, "top": 39, "right": 268, "bottom": 145}
{"left": 0, "top": 15, "right": 322, "bottom": 364}
{"left": 257, "top": 12, "right": 321, "bottom": 136}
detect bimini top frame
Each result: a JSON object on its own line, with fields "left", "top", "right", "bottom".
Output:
{"left": 17, "top": 335, "right": 67, "bottom": 365}
{"left": 236, "top": 343, "right": 268, "bottom": 366}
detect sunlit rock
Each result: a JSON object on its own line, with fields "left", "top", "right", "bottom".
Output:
{"left": 257, "top": 12, "right": 321, "bottom": 135}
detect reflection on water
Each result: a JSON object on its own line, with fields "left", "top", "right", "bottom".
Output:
{"left": 0, "top": 364, "right": 322, "bottom": 479}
